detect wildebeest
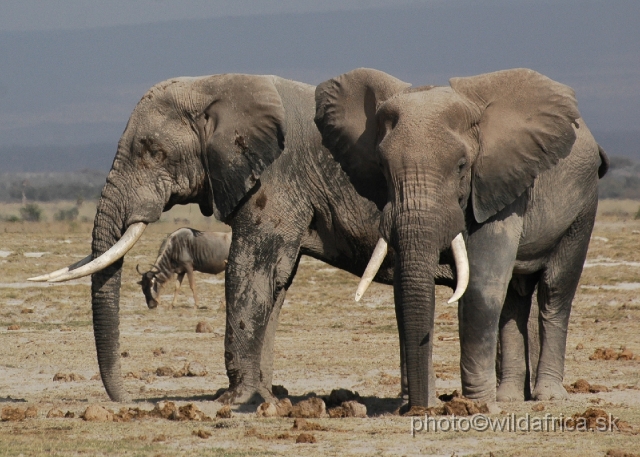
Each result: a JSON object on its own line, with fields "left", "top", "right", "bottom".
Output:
{"left": 137, "top": 228, "right": 231, "bottom": 309}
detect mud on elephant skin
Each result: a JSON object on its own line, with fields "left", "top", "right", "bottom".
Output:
{"left": 31, "top": 73, "right": 454, "bottom": 403}
{"left": 315, "top": 68, "right": 608, "bottom": 408}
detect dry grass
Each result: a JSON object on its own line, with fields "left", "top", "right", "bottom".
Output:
{"left": 0, "top": 200, "right": 639, "bottom": 456}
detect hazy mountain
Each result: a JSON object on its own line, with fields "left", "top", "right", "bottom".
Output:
{"left": 1, "top": 0, "right": 638, "bottom": 171}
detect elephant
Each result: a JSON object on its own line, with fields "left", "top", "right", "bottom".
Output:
{"left": 314, "top": 68, "right": 608, "bottom": 408}
{"left": 29, "top": 73, "right": 457, "bottom": 403}
{"left": 137, "top": 228, "right": 231, "bottom": 309}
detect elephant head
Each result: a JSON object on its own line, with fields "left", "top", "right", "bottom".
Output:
{"left": 314, "top": 68, "right": 580, "bottom": 407}
{"left": 30, "top": 74, "right": 287, "bottom": 401}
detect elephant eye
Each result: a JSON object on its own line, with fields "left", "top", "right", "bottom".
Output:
{"left": 457, "top": 157, "right": 467, "bottom": 174}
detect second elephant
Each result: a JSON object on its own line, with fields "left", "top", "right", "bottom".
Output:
{"left": 315, "top": 68, "right": 608, "bottom": 408}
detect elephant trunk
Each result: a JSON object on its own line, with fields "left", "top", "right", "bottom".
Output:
{"left": 90, "top": 182, "right": 129, "bottom": 402}
{"left": 394, "top": 215, "right": 441, "bottom": 408}
{"left": 392, "top": 175, "right": 465, "bottom": 408}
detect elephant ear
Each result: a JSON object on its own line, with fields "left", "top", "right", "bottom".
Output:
{"left": 450, "top": 68, "right": 580, "bottom": 223}
{"left": 194, "top": 74, "right": 286, "bottom": 221}
{"left": 315, "top": 68, "right": 411, "bottom": 209}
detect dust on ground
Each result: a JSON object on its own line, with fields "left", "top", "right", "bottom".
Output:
{"left": 0, "top": 200, "right": 639, "bottom": 456}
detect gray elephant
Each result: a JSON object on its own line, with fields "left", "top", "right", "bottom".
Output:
{"left": 137, "top": 228, "right": 231, "bottom": 309}
{"left": 31, "top": 73, "right": 455, "bottom": 402}
{"left": 314, "top": 68, "right": 608, "bottom": 407}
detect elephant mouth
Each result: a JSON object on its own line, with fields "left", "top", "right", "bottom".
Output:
{"left": 28, "top": 222, "right": 148, "bottom": 283}
{"left": 355, "top": 233, "right": 469, "bottom": 303}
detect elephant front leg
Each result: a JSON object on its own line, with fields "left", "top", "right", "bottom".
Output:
{"left": 459, "top": 205, "right": 523, "bottom": 402}
{"left": 259, "top": 285, "right": 290, "bottom": 391}
{"left": 219, "top": 232, "right": 301, "bottom": 405}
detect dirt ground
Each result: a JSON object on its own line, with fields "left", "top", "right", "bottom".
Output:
{"left": 0, "top": 200, "right": 639, "bottom": 456}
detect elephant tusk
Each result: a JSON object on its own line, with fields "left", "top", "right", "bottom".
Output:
{"left": 28, "top": 254, "right": 93, "bottom": 281}
{"left": 46, "top": 222, "right": 147, "bottom": 283}
{"left": 448, "top": 233, "right": 469, "bottom": 304}
{"left": 355, "top": 238, "right": 388, "bottom": 302}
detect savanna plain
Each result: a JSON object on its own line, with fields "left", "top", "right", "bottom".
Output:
{"left": 0, "top": 200, "right": 638, "bottom": 456}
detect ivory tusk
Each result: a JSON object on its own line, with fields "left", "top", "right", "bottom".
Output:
{"left": 47, "top": 222, "right": 147, "bottom": 283}
{"left": 28, "top": 254, "right": 93, "bottom": 281}
{"left": 355, "top": 238, "right": 388, "bottom": 302}
{"left": 447, "top": 233, "right": 469, "bottom": 303}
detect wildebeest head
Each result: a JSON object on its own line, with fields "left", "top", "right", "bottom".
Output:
{"left": 136, "top": 265, "right": 162, "bottom": 309}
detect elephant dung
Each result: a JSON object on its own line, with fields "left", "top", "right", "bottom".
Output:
{"left": 1, "top": 406, "right": 38, "bottom": 421}
{"left": 179, "top": 403, "right": 210, "bottom": 421}
{"left": 46, "top": 408, "right": 66, "bottom": 418}
{"left": 256, "top": 402, "right": 278, "bottom": 418}
{"left": 617, "top": 348, "right": 635, "bottom": 360}
{"left": 566, "top": 408, "right": 628, "bottom": 431}
{"left": 155, "top": 366, "right": 175, "bottom": 377}
{"left": 195, "top": 321, "right": 214, "bottom": 333}
{"left": 152, "top": 401, "right": 178, "bottom": 419}
{"left": 185, "top": 361, "right": 208, "bottom": 377}
{"left": 292, "top": 418, "right": 327, "bottom": 431}
{"left": 289, "top": 397, "right": 327, "bottom": 418}
{"left": 606, "top": 450, "right": 640, "bottom": 457}
{"left": 326, "top": 388, "right": 362, "bottom": 408}
{"left": 295, "top": 433, "right": 317, "bottom": 444}
{"left": 193, "top": 429, "right": 212, "bottom": 439}
{"left": 216, "top": 405, "right": 233, "bottom": 419}
{"left": 590, "top": 348, "right": 620, "bottom": 360}
{"left": 444, "top": 397, "right": 489, "bottom": 416}
{"left": 256, "top": 398, "right": 292, "bottom": 418}
{"left": 327, "top": 401, "right": 367, "bottom": 418}
{"left": 82, "top": 404, "right": 114, "bottom": 422}
{"left": 53, "top": 372, "right": 86, "bottom": 382}
{"left": 566, "top": 379, "right": 610, "bottom": 394}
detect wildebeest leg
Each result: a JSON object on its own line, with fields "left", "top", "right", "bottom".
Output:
{"left": 186, "top": 267, "right": 198, "bottom": 309}
{"left": 171, "top": 272, "right": 185, "bottom": 309}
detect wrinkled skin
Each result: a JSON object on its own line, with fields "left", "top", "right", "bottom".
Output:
{"left": 68, "top": 73, "right": 453, "bottom": 403}
{"left": 315, "top": 68, "right": 609, "bottom": 408}
{"left": 138, "top": 229, "right": 230, "bottom": 309}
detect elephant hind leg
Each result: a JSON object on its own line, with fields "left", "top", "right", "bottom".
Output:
{"left": 532, "top": 200, "right": 597, "bottom": 401}
{"left": 496, "top": 274, "right": 537, "bottom": 402}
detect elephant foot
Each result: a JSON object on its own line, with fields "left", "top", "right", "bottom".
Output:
{"left": 532, "top": 379, "right": 568, "bottom": 401}
{"left": 216, "top": 382, "right": 276, "bottom": 406}
{"left": 462, "top": 388, "right": 496, "bottom": 404}
{"left": 496, "top": 380, "right": 526, "bottom": 402}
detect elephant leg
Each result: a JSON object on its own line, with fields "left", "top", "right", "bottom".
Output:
{"left": 496, "top": 275, "right": 535, "bottom": 402}
{"left": 532, "top": 205, "right": 596, "bottom": 401}
{"left": 220, "top": 226, "right": 303, "bottom": 405}
{"left": 459, "top": 202, "right": 524, "bottom": 402}
{"left": 394, "top": 287, "right": 409, "bottom": 399}
{"left": 171, "top": 272, "right": 185, "bottom": 309}
{"left": 259, "top": 255, "right": 298, "bottom": 392}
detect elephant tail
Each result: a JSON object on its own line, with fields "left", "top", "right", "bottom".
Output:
{"left": 597, "top": 144, "right": 610, "bottom": 179}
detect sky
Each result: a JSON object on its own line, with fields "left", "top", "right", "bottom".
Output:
{"left": 0, "top": 0, "right": 437, "bottom": 31}
{"left": 0, "top": 0, "right": 638, "bottom": 170}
